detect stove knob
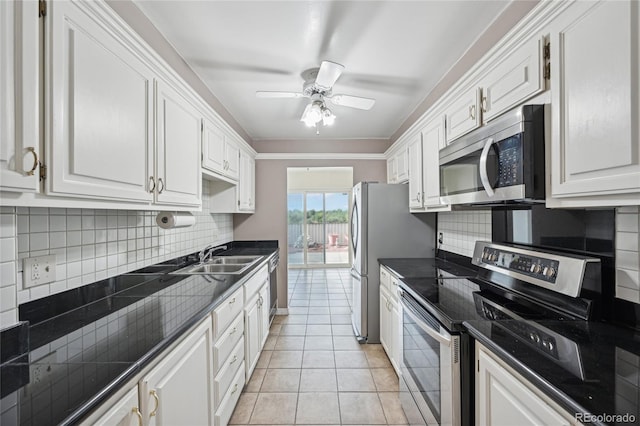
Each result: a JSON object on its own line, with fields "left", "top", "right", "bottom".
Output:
{"left": 543, "top": 340, "right": 554, "bottom": 351}
{"left": 530, "top": 264, "right": 536, "bottom": 273}
{"left": 545, "top": 267, "right": 557, "bottom": 278}
{"left": 533, "top": 264, "right": 542, "bottom": 274}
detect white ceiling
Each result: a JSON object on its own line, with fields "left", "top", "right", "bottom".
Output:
{"left": 134, "top": 1, "right": 511, "bottom": 141}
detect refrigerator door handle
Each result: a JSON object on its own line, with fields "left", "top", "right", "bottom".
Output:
{"left": 350, "top": 199, "right": 358, "bottom": 258}
{"left": 350, "top": 268, "right": 360, "bottom": 280}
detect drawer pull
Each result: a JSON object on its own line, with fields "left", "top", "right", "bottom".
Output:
{"left": 149, "top": 176, "right": 156, "bottom": 193}
{"left": 229, "top": 297, "right": 236, "bottom": 305}
{"left": 392, "top": 280, "right": 398, "bottom": 286}
{"left": 231, "top": 383, "right": 238, "bottom": 395}
{"left": 230, "top": 326, "right": 237, "bottom": 335}
{"left": 132, "top": 407, "right": 143, "bottom": 426}
{"left": 230, "top": 355, "right": 238, "bottom": 365}
{"left": 150, "top": 390, "right": 160, "bottom": 417}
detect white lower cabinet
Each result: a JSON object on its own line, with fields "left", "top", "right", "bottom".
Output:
{"left": 244, "top": 265, "right": 270, "bottom": 381}
{"left": 379, "top": 283, "right": 400, "bottom": 375}
{"left": 140, "top": 318, "right": 214, "bottom": 426}
{"left": 214, "top": 362, "right": 246, "bottom": 426}
{"left": 90, "top": 386, "right": 141, "bottom": 426}
{"left": 476, "top": 342, "right": 580, "bottom": 426}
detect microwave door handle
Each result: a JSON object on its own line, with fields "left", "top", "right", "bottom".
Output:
{"left": 479, "top": 137, "right": 495, "bottom": 197}
{"left": 400, "top": 297, "right": 452, "bottom": 346}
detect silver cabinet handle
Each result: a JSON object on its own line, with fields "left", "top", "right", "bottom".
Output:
{"left": 417, "top": 192, "right": 421, "bottom": 203}
{"left": 479, "top": 137, "right": 495, "bottom": 197}
{"left": 481, "top": 96, "right": 488, "bottom": 113}
{"left": 231, "top": 383, "right": 238, "bottom": 395}
{"left": 25, "top": 147, "right": 38, "bottom": 176}
{"left": 230, "top": 326, "right": 237, "bottom": 335}
{"left": 149, "top": 176, "right": 156, "bottom": 193}
{"left": 229, "top": 297, "right": 236, "bottom": 305}
{"left": 230, "top": 355, "right": 238, "bottom": 364}
{"left": 469, "top": 105, "right": 476, "bottom": 120}
{"left": 158, "top": 178, "right": 164, "bottom": 194}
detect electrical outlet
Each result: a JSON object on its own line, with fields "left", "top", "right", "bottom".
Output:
{"left": 30, "top": 352, "right": 57, "bottom": 384}
{"left": 23, "top": 255, "right": 56, "bottom": 288}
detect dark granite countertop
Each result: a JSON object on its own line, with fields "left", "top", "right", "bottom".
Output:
{"left": 378, "top": 255, "right": 477, "bottom": 279}
{"left": 465, "top": 319, "right": 640, "bottom": 425}
{"left": 0, "top": 242, "right": 278, "bottom": 426}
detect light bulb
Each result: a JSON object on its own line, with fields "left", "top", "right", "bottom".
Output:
{"left": 322, "top": 107, "right": 335, "bottom": 126}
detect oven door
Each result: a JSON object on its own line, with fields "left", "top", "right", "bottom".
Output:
{"left": 399, "top": 289, "right": 460, "bottom": 426}
{"left": 439, "top": 133, "right": 526, "bottom": 205}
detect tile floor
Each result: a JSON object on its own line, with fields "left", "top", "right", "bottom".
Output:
{"left": 229, "top": 268, "right": 408, "bottom": 425}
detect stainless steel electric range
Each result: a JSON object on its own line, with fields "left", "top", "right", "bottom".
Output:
{"left": 397, "top": 240, "right": 604, "bottom": 426}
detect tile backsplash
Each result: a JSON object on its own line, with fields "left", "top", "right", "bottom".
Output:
{"left": 0, "top": 180, "right": 233, "bottom": 330}
{"left": 437, "top": 210, "right": 492, "bottom": 257}
{"left": 616, "top": 207, "right": 640, "bottom": 304}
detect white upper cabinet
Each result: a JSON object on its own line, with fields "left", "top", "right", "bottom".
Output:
{"left": 407, "top": 134, "right": 423, "bottom": 209}
{"left": 395, "top": 147, "right": 409, "bottom": 183}
{"left": 46, "top": 0, "right": 154, "bottom": 203}
{"left": 154, "top": 80, "right": 202, "bottom": 207}
{"left": 547, "top": 0, "right": 640, "bottom": 206}
{"left": 480, "top": 36, "right": 546, "bottom": 122}
{"left": 238, "top": 148, "right": 255, "bottom": 212}
{"left": 0, "top": 0, "right": 40, "bottom": 193}
{"left": 202, "top": 119, "right": 226, "bottom": 176}
{"left": 421, "top": 117, "right": 449, "bottom": 211}
{"left": 202, "top": 118, "right": 240, "bottom": 182}
{"left": 444, "top": 87, "right": 481, "bottom": 143}
{"left": 387, "top": 156, "right": 398, "bottom": 183}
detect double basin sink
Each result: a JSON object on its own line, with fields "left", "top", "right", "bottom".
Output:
{"left": 172, "top": 255, "right": 263, "bottom": 275}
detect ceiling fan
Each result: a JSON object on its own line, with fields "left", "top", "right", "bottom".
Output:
{"left": 256, "top": 61, "right": 376, "bottom": 130}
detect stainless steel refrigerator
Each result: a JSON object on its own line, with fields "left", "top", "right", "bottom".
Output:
{"left": 350, "top": 182, "right": 436, "bottom": 343}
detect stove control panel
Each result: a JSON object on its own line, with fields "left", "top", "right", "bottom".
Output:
{"left": 480, "top": 247, "right": 560, "bottom": 283}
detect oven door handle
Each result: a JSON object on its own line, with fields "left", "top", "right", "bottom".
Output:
{"left": 400, "top": 297, "right": 452, "bottom": 346}
{"left": 479, "top": 137, "right": 495, "bottom": 197}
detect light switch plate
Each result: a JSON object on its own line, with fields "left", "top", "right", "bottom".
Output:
{"left": 23, "top": 255, "right": 56, "bottom": 288}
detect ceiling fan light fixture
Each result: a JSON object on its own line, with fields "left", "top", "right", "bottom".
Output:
{"left": 322, "top": 106, "right": 335, "bottom": 126}
{"left": 300, "top": 101, "right": 324, "bottom": 127}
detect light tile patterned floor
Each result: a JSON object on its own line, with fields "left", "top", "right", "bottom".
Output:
{"left": 229, "top": 268, "right": 408, "bottom": 425}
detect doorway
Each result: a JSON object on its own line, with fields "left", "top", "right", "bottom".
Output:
{"left": 287, "top": 167, "right": 353, "bottom": 268}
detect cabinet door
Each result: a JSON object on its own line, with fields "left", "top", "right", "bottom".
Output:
{"left": 93, "top": 387, "right": 141, "bottom": 426}
{"left": 0, "top": 0, "right": 40, "bottom": 193}
{"left": 445, "top": 88, "right": 481, "bottom": 143}
{"left": 224, "top": 139, "right": 240, "bottom": 181}
{"left": 548, "top": 0, "right": 640, "bottom": 203}
{"left": 408, "top": 135, "right": 424, "bottom": 209}
{"left": 244, "top": 294, "right": 261, "bottom": 382}
{"left": 258, "top": 282, "right": 270, "bottom": 348}
{"left": 390, "top": 297, "right": 401, "bottom": 375}
{"left": 238, "top": 149, "right": 255, "bottom": 211}
{"left": 421, "top": 117, "right": 449, "bottom": 210}
{"left": 142, "top": 319, "right": 213, "bottom": 426}
{"left": 476, "top": 344, "right": 572, "bottom": 426}
{"left": 155, "top": 80, "right": 202, "bottom": 207}
{"left": 47, "top": 0, "right": 154, "bottom": 202}
{"left": 481, "top": 36, "right": 545, "bottom": 122}
{"left": 395, "top": 148, "right": 409, "bottom": 183}
{"left": 379, "top": 287, "right": 390, "bottom": 355}
{"left": 387, "top": 157, "right": 397, "bottom": 183}
{"left": 202, "top": 119, "right": 226, "bottom": 175}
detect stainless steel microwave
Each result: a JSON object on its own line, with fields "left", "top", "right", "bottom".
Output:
{"left": 439, "top": 104, "right": 545, "bottom": 205}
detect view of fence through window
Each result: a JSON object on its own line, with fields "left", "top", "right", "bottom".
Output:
{"left": 287, "top": 192, "right": 350, "bottom": 266}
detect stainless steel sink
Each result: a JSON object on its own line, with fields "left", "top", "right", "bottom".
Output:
{"left": 172, "top": 255, "right": 263, "bottom": 275}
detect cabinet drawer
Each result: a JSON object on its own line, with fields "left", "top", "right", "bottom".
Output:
{"left": 213, "top": 286, "right": 244, "bottom": 340}
{"left": 213, "top": 313, "right": 243, "bottom": 373}
{"left": 214, "top": 337, "right": 245, "bottom": 408}
{"left": 244, "top": 265, "right": 269, "bottom": 303}
{"left": 379, "top": 266, "right": 391, "bottom": 292}
{"left": 388, "top": 276, "right": 399, "bottom": 300}
{"left": 214, "top": 361, "right": 246, "bottom": 426}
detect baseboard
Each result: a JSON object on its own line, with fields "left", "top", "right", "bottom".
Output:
{"left": 275, "top": 308, "right": 289, "bottom": 315}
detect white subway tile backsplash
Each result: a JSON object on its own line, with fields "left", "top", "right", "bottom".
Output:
{"left": 437, "top": 210, "right": 491, "bottom": 257}
{"left": 616, "top": 209, "right": 640, "bottom": 304}
{"left": 617, "top": 250, "right": 640, "bottom": 272}
{"left": 617, "top": 268, "right": 640, "bottom": 290}
{"left": 0, "top": 180, "right": 233, "bottom": 330}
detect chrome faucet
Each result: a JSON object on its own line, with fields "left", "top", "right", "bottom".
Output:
{"left": 199, "top": 244, "right": 228, "bottom": 263}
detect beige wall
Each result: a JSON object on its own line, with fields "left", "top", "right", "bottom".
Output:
{"left": 253, "top": 139, "right": 390, "bottom": 154}
{"left": 234, "top": 159, "right": 386, "bottom": 309}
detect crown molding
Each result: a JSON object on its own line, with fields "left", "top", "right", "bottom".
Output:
{"left": 255, "top": 153, "right": 386, "bottom": 160}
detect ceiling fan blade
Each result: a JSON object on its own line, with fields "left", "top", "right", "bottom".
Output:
{"left": 326, "top": 94, "right": 375, "bottom": 110}
{"left": 315, "top": 61, "right": 345, "bottom": 89}
{"left": 256, "top": 91, "right": 304, "bottom": 99}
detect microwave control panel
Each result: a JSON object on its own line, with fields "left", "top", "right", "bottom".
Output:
{"left": 480, "top": 247, "right": 559, "bottom": 284}
{"left": 495, "top": 134, "right": 523, "bottom": 188}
